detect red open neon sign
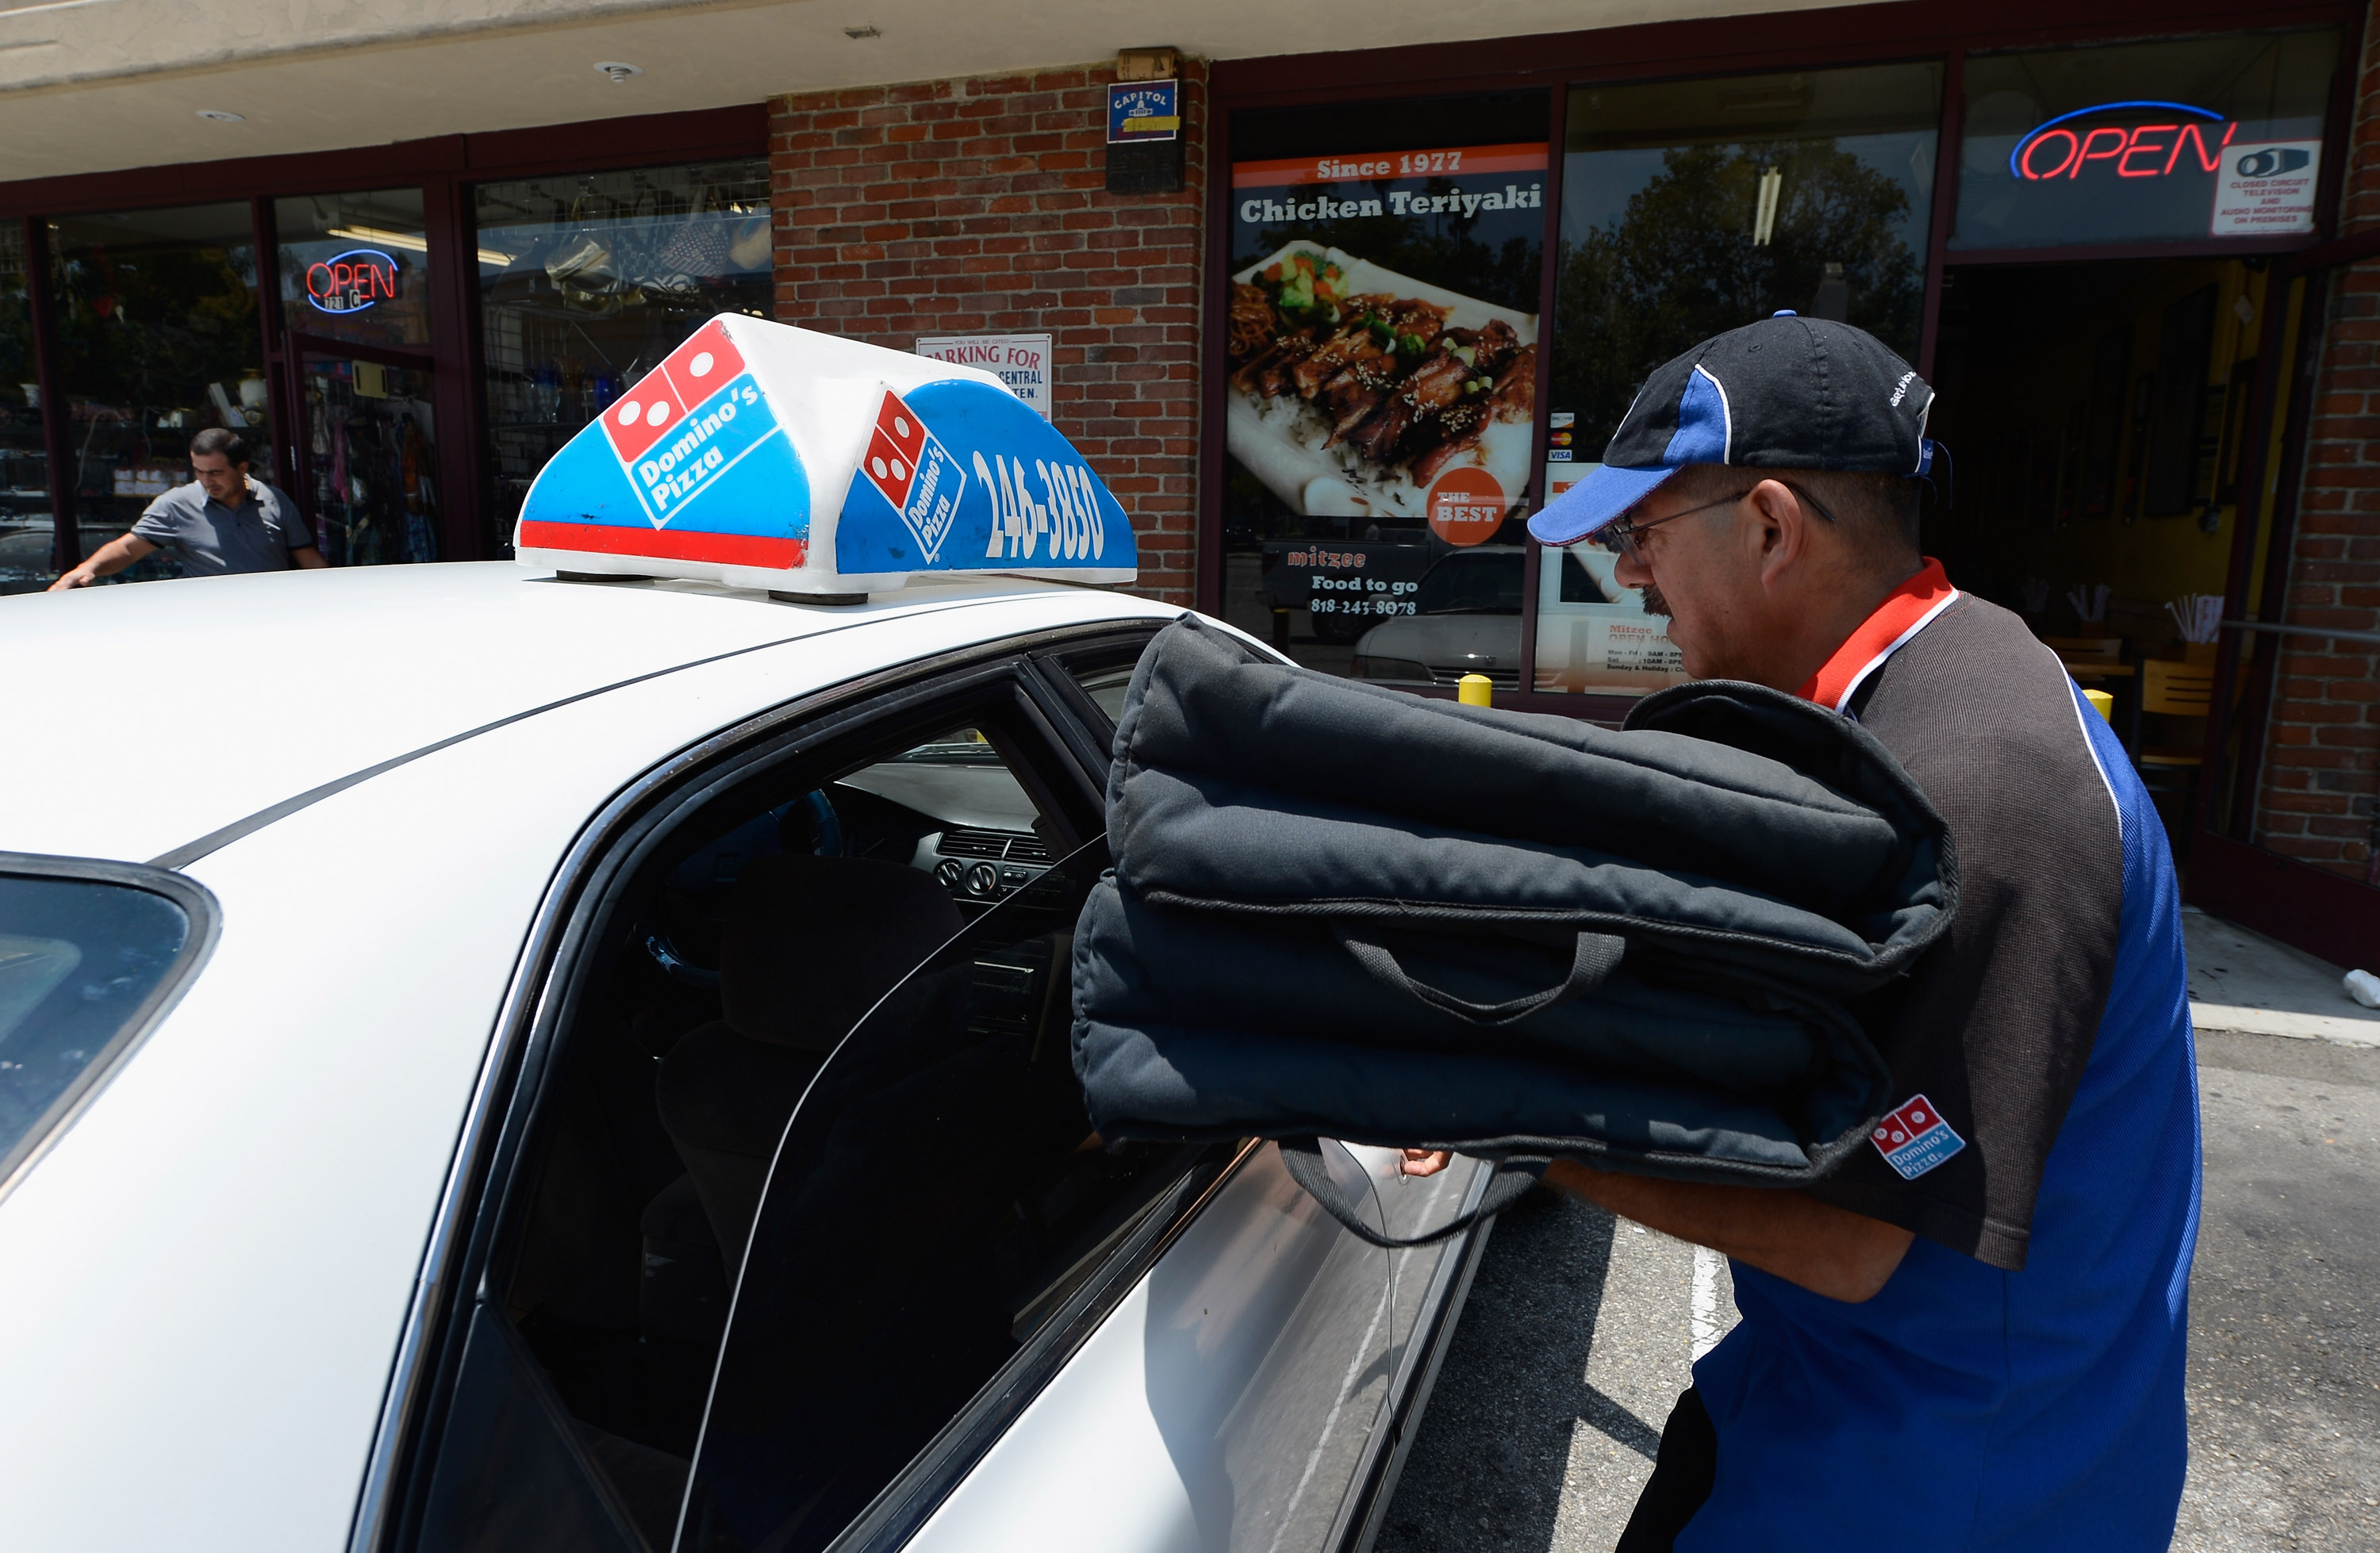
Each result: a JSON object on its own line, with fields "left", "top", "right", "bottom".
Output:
{"left": 2009, "top": 101, "right": 2236, "bottom": 182}
{"left": 305, "top": 248, "right": 399, "bottom": 314}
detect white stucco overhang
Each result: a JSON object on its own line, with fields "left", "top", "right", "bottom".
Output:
{"left": 0, "top": 0, "right": 1849, "bottom": 186}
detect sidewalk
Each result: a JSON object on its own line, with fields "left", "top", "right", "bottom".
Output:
{"left": 2185, "top": 908, "right": 2380, "bottom": 1049}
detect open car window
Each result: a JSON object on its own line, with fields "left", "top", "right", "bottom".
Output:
{"left": 657, "top": 724, "right": 1059, "bottom": 938}
{"left": 1065, "top": 665, "right": 1135, "bottom": 727}
{"left": 1035, "top": 628, "right": 1164, "bottom": 742}
{"left": 401, "top": 671, "right": 1120, "bottom": 1553}
{"left": 675, "top": 837, "right": 1216, "bottom": 1553}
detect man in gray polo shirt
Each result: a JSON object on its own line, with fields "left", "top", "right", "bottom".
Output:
{"left": 48, "top": 428, "right": 326, "bottom": 589}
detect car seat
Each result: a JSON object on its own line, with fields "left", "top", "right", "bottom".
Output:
{"left": 655, "top": 852, "right": 964, "bottom": 1267}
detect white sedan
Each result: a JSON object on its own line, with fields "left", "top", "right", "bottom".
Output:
{"left": 0, "top": 563, "right": 1492, "bottom": 1553}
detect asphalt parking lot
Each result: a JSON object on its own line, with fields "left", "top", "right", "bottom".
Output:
{"left": 1374, "top": 1027, "right": 2380, "bottom": 1551}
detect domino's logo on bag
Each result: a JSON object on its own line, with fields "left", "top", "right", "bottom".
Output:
{"left": 1872, "top": 1094, "right": 1964, "bottom": 1180}
{"left": 859, "top": 388, "right": 967, "bottom": 562}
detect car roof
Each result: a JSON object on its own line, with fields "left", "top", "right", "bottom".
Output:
{"left": 5, "top": 562, "right": 1169, "bottom": 865}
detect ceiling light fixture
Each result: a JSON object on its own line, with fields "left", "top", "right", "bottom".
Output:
{"left": 328, "top": 223, "right": 427, "bottom": 253}
{"left": 326, "top": 224, "right": 512, "bottom": 267}
{"left": 195, "top": 109, "right": 244, "bottom": 122}
{"left": 844, "top": 25, "right": 881, "bottom": 39}
{"left": 594, "top": 61, "right": 642, "bottom": 83}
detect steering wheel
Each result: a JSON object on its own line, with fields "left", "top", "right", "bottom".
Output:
{"left": 779, "top": 788, "right": 844, "bottom": 857}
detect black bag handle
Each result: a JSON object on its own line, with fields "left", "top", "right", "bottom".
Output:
{"left": 1333, "top": 925, "right": 1625, "bottom": 1026}
{"left": 1278, "top": 1137, "right": 1547, "bottom": 1248}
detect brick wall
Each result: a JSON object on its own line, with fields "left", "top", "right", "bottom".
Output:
{"left": 768, "top": 63, "right": 1207, "bottom": 604}
{"left": 2253, "top": 5, "right": 2380, "bottom": 880}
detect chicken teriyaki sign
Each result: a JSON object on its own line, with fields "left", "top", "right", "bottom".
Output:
{"left": 1225, "top": 142, "right": 1547, "bottom": 554}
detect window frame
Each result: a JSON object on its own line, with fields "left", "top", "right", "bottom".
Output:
{"left": 353, "top": 621, "right": 1211, "bottom": 1553}
{"left": 1021, "top": 623, "right": 1169, "bottom": 761}
{"left": 0, "top": 851, "right": 221, "bottom": 1205}
{"left": 1, "top": 105, "right": 769, "bottom": 576}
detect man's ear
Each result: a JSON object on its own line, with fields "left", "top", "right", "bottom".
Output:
{"left": 1746, "top": 477, "right": 1808, "bottom": 589}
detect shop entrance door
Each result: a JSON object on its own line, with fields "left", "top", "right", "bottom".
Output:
{"left": 289, "top": 336, "right": 442, "bottom": 567}
{"left": 1928, "top": 256, "right": 2260, "bottom": 847}
{"left": 271, "top": 188, "right": 455, "bottom": 568}
{"left": 1929, "top": 248, "right": 2380, "bottom": 965}
{"left": 2186, "top": 253, "right": 2380, "bottom": 967}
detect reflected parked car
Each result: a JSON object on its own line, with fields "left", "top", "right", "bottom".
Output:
{"left": 1349, "top": 545, "right": 1527, "bottom": 688}
{"left": 1349, "top": 545, "right": 1642, "bottom": 690}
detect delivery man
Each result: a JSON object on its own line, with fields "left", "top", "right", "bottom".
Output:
{"left": 1406, "top": 314, "right": 2199, "bottom": 1550}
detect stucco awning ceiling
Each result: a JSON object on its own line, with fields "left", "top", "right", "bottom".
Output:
{"left": 0, "top": 0, "right": 1838, "bottom": 186}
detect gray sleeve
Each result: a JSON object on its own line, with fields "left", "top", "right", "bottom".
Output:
{"left": 282, "top": 499, "right": 316, "bottom": 551}
{"left": 1808, "top": 602, "right": 2123, "bottom": 1272}
{"left": 129, "top": 492, "right": 186, "bottom": 546}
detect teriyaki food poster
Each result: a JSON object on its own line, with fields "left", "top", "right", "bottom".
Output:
{"left": 1225, "top": 141, "right": 1547, "bottom": 560}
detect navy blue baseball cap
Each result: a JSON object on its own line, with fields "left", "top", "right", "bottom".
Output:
{"left": 1530, "top": 313, "right": 1939, "bottom": 546}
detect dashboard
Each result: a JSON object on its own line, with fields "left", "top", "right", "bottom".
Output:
{"left": 838, "top": 743, "right": 1056, "bottom": 906}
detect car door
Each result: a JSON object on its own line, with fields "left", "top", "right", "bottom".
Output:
{"left": 667, "top": 631, "right": 1501, "bottom": 1553}
{"left": 1031, "top": 632, "right": 1494, "bottom": 1436}
{"left": 382, "top": 635, "right": 1180, "bottom": 1553}
{"left": 379, "top": 621, "right": 1474, "bottom": 1553}
{"left": 670, "top": 828, "right": 1404, "bottom": 1553}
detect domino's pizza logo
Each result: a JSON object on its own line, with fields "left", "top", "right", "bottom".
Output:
{"left": 832, "top": 374, "right": 1134, "bottom": 577}
{"left": 1872, "top": 1094, "right": 1964, "bottom": 1180}
{"left": 859, "top": 389, "right": 968, "bottom": 562}
{"left": 599, "top": 320, "right": 783, "bottom": 526}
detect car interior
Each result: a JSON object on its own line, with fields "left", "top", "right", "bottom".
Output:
{"left": 405, "top": 648, "right": 1213, "bottom": 1553}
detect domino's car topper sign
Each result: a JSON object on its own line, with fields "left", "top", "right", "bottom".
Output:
{"left": 514, "top": 315, "right": 1136, "bottom": 593}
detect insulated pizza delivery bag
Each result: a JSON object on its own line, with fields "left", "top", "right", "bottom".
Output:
{"left": 1070, "top": 616, "right": 1957, "bottom": 1241}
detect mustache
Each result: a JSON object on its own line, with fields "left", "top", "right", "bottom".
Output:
{"left": 1638, "top": 582, "right": 1672, "bottom": 618}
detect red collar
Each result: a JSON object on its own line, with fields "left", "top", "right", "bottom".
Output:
{"left": 1797, "top": 558, "right": 1960, "bottom": 711}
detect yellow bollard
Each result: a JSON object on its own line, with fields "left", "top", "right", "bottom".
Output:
{"left": 1458, "top": 673, "right": 1493, "bottom": 707}
{"left": 2083, "top": 688, "right": 2114, "bottom": 724}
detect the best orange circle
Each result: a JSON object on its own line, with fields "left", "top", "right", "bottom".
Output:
{"left": 1427, "top": 466, "right": 1507, "bottom": 546}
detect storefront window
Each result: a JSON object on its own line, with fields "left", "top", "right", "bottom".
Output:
{"left": 475, "top": 159, "right": 773, "bottom": 556}
{"left": 1220, "top": 92, "right": 1552, "bottom": 684}
{"left": 275, "top": 189, "right": 432, "bottom": 349}
{"left": 50, "top": 202, "right": 268, "bottom": 580}
{"left": 1540, "top": 63, "right": 1941, "bottom": 696}
{"left": 0, "top": 222, "right": 50, "bottom": 592}
{"left": 1955, "top": 30, "right": 2341, "bottom": 252}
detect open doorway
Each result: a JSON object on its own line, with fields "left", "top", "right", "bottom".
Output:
{"left": 1926, "top": 256, "right": 2267, "bottom": 847}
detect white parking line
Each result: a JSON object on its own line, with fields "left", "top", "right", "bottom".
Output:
{"left": 1265, "top": 1274, "right": 1394, "bottom": 1553}
{"left": 1690, "top": 1244, "right": 1726, "bottom": 1361}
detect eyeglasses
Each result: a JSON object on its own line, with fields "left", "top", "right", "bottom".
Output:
{"left": 1592, "top": 478, "right": 1841, "bottom": 562}
{"left": 1592, "top": 493, "right": 1741, "bottom": 562}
